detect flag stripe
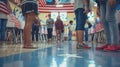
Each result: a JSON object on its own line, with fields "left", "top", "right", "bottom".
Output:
{"left": 0, "top": 1, "right": 10, "bottom": 14}
{"left": 0, "top": 8, "right": 9, "bottom": 14}
{"left": 38, "top": 0, "right": 46, "bottom": 7}
{"left": 38, "top": 0, "right": 74, "bottom": 12}
{"left": 0, "top": 4, "right": 9, "bottom": 10}
{"left": 0, "top": 1, "right": 7, "bottom": 6}
{"left": 38, "top": 9, "right": 74, "bottom": 13}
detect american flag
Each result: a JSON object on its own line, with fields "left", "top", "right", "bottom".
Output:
{"left": 0, "top": 0, "right": 11, "bottom": 14}
{"left": 38, "top": 2, "right": 74, "bottom": 12}
{"left": 9, "top": 14, "right": 21, "bottom": 28}
{"left": 38, "top": 0, "right": 46, "bottom": 7}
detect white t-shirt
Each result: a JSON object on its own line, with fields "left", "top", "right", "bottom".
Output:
{"left": 68, "top": 24, "right": 75, "bottom": 32}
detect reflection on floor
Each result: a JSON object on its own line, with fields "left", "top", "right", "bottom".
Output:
{"left": 0, "top": 41, "right": 120, "bottom": 67}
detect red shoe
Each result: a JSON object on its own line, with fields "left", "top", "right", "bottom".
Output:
{"left": 96, "top": 44, "right": 109, "bottom": 50}
{"left": 104, "top": 45, "right": 120, "bottom": 51}
{"left": 83, "top": 43, "right": 91, "bottom": 49}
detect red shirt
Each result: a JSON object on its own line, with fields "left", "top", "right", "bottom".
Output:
{"left": 55, "top": 19, "right": 64, "bottom": 30}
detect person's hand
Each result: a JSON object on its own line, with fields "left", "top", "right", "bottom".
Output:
{"left": 108, "top": 0, "right": 116, "bottom": 6}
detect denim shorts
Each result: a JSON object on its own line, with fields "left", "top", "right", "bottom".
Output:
{"left": 21, "top": 2, "right": 38, "bottom": 16}
{"left": 75, "top": 8, "right": 87, "bottom": 30}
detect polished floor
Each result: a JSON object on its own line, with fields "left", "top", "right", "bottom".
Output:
{"left": 0, "top": 41, "right": 120, "bottom": 67}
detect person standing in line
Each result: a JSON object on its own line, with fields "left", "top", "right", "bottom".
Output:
{"left": 55, "top": 16, "right": 64, "bottom": 43}
{"left": 0, "top": 0, "right": 11, "bottom": 44}
{"left": 68, "top": 20, "right": 75, "bottom": 41}
{"left": 52, "top": 24, "right": 57, "bottom": 41}
{"left": 96, "top": 0, "right": 120, "bottom": 51}
{"left": 115, "top": 2, "right": 120, "bottom": 43}
{"left": 46, "top": 14, "right": 54, "bottom": 43}
{"left": 84, "top": 20, "right": 92, "bottom": 43}
{"left": 21, "top": 0, "right": 38, "bottom": 48}
{"left": 74, "top": 0, "right": 91, "bottom": 49}
{"left": 32, "top": 16, "right": 41, "bottom": 42}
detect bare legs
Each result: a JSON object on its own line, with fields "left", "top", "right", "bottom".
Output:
{"left": 23, "top": 12, "right": 36, "bottom": 48}
{"left": 76, "top": 30, "right": 84, "bottom": 45}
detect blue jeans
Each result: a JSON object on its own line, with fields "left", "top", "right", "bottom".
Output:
{"left": 84, "top": 28, "right": 88, "bottom": 41}
{"left": 0, "top": 19, "right": 7, "bottom": 41}
{"left": 75, "top": 8, "right": 87, "bottom": 30}
{"left": 32, "top": 26, "right": 39, "bottom": 41}
{"left": 100, "top": 1, "right": 119, "bottom": 45}
{"left": 68, "top": 31, "right": 72, "bottom": 40}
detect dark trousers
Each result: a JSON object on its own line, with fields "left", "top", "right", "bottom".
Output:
{"left": 47, "top": 28, "right": 53, "bottom": 39}
{"left": 21, "top": 2, "right": 38, "bottom": 16}
{"left": 0, "top": 19, "right": 7, "bottom": 41}
{"left": 32, "top": 26, "right": 39, "bottom": 41}
{"left": 84, "top": 28, "right": 88, "bottom": 41}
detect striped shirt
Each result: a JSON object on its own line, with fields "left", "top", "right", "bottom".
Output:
{"left": 46, "top": 18, "right": 54, "bottom": 28}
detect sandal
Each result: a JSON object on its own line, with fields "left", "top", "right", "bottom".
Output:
{"left": 76, "top": 44, "right": 84, "bottom": 49}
